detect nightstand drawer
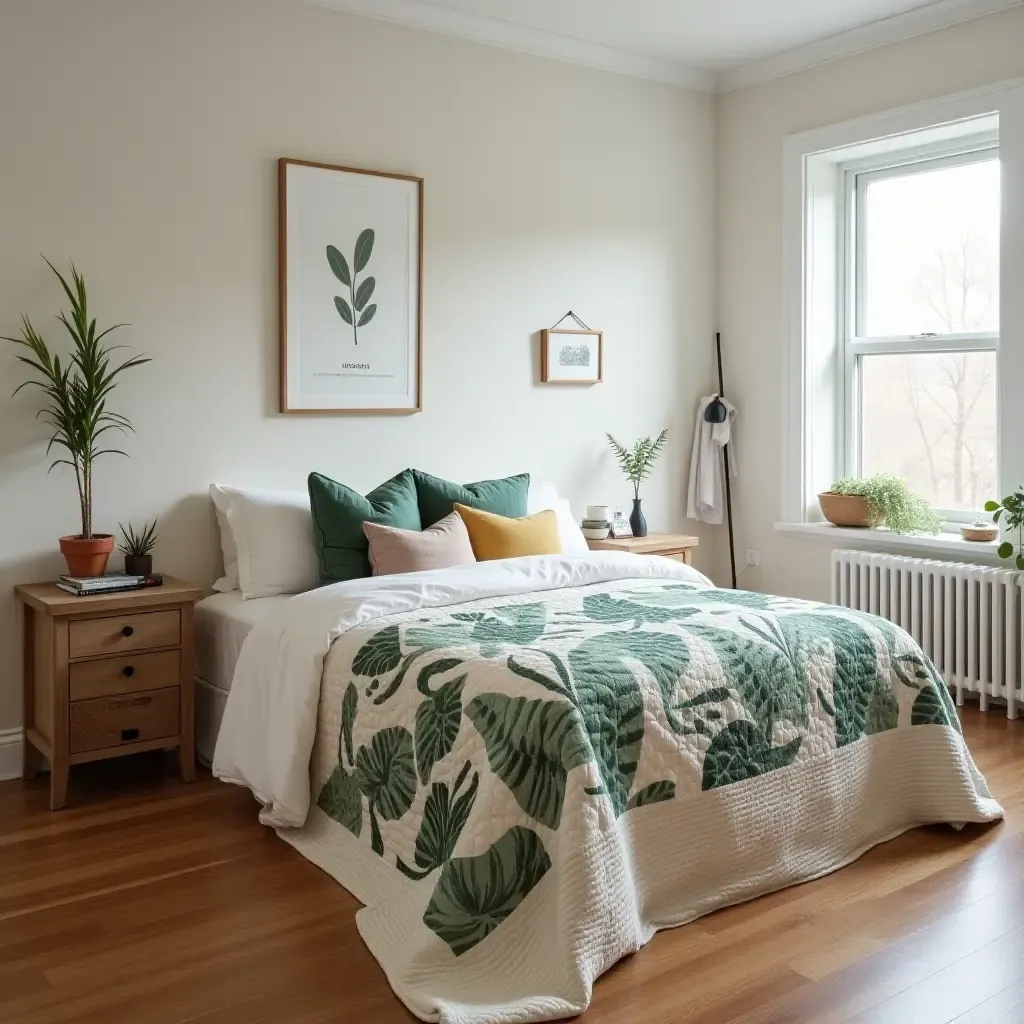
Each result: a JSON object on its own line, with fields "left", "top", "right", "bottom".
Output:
{"left": 69, "top": 609, "right": 181, "bottom": 659}
{"left": 70, "top": 650, "right": 181, "bottom": 701}
{"left": 69, "top": 687, "right": 180, "bottom": 754}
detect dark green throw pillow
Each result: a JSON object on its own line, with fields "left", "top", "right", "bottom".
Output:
{"left": 308, "top": 470, "right": 421, "bottom": 584}
{"left": 412, "top": 469, "right": 530, "bottom": 527}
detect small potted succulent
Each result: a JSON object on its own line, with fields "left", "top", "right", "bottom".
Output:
{"left": 606, "top": 429, "right": 669, "bottom": 538}
{"left": 119, "top": 519, "right": 158, "bottom": 576}
{"left": 4, "top": 260, "right": 149, "bottom": 576}
{"left": 819, "top": 475, "right": 942, "bottom": 534}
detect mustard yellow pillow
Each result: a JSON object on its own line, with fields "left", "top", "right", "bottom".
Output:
{"left": 454, "top": 504, "right": 563, "bottom": 560}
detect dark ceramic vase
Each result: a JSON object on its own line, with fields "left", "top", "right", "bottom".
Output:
{"left": 629, "top": 498, "right": 648, "bottom": 538}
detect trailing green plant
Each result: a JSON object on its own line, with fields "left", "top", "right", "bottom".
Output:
{"left": 118, "top": 519, "right": 158, "bottom": 557}
{"left": 326, "top": 229, "right": 377, "bottom": 345}
{"left": 984, "top": 490, "right": 1024, "bottom": 571}
{"left": 606, "top": 429, "right": 669, "bottom": 500}
{"left": 829, "top": 475, "right": 943, "bottom": 535}
{"left": 3, "top": 259, "right": 149, "bottom": 539}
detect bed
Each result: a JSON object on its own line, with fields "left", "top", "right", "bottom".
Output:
{"left": 213, "top": 552, "right": 1002, "bottom": 1024}
{"left": 194, "top": 592, "right": 295, "bottom": 764}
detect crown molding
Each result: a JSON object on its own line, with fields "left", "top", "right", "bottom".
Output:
{"left": 719, "top": 0, "right": 1024, "bottom": 92}
{"left": 304, "top": 0, "right": 715, "bottom": 91}
{"left": 304, "top": 0, "right": 1023, "bottom": 95}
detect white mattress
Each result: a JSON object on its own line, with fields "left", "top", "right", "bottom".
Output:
{"left": 194, "top": 591, "right": 294, "bottom": 692}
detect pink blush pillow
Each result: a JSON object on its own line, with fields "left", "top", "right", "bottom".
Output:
{"left": 363, "top": 511, "right": 477, "bottom": 576}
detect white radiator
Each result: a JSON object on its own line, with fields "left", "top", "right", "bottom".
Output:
{"left": 831, "top": 549, "right": 1020, "bottom": 719}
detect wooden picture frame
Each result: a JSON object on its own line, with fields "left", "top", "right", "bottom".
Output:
{"left": 279, "top": 158, "right": 424, "bottom": 414}
{"left": 540, "top": 328, "right": 603, "bottom": 385}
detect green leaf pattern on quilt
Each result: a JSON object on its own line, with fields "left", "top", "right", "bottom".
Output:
{"left": 414, "top": 662, "right": 466, "bottom": 785}
{"left": 422, "top": 826, "right": 553, "bottom": 956}
{"left": 911, "top": 683, "right": 957, "bottom": 726}
{"left": 398, "top": 761, "right": 480, "bottom": 880}
{"left": 701, "top": 719, "right": 802, "bottom": 791}
{"left": 355, "top": 726, "right": 417, "bottom": 855}
{"left": 466, "top": 693, "right": 589, "bottom": 829}
{"left": 319, "top": 579, "right": 960, "bottom": 957}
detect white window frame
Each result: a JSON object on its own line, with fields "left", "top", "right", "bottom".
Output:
{"left": 840, "top": 139, "right": 1000, "bottom": 522}
{"left": 781, "top": 81, "right": 1024, "bottom": 535}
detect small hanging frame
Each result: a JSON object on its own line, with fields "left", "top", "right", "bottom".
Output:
{"left": 541, "top": 311, "right": 603, "bottom": 385}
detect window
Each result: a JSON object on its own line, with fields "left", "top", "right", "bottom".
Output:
{"left": 782, "top": 83, "right": 1024, "bottom": 535}
{"left": 842, "top": 144, "right": 1000, "bottom": 517}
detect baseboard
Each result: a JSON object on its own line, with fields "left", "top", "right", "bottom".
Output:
{"left": 0, "top": 728, "right": 23, "bottom": 781}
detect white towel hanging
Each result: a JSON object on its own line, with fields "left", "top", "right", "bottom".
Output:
{"left": 686, "top": 395, "right": 737, "bottom": 525}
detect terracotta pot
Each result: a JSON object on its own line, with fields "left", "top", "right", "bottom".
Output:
{"left": 124, "top": 553, "right": 153, "bottom": 577}
{"left": 817, "top": 493, "right": 885, "bottom": 529}
{"left": 59, "top": 534, "right": 115, "bottom": 577}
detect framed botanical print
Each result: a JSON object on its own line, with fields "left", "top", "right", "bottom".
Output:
{"left": 279, "top": 158, "right": 423, "bottom": 413}
{"left": 540, "top": 328, "right": 603, "bottom": 384}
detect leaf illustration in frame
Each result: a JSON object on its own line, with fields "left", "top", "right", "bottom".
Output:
{"left": 355, "top": 277, "right": 375, "bottom": 312}
{"left": 354, "top": 228, "right": 375, "bottom": 272}
{"left": 326, "top": 245, "right": 352, "bottom": 286}
{"left": 334, "top": 296, "right": 354, "bottom": 325}
{"left": 357, "top": 304, "right": 377, "bottom": 328}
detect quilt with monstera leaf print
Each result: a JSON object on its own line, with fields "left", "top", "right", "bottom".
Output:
{"left": 215, "top": 555, "right": 1002, "bottom": 1024}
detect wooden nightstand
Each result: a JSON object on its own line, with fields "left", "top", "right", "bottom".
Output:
{"left": 15, "top": 576, "right": 205, "bottom": 810}
{"left": 586, "top": 532, "right": 699, "bottom": 565}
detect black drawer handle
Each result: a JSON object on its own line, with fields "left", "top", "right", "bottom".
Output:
{"left": 121, "top": 728, "right": 140, "bottom": 742}
{"left": 122, "top": 665, "right": 135, "bottom": 678}
{"left": 121, "top": 625, "right": 134, "bottom": 637}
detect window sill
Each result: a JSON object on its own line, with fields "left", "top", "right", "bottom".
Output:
{"left": 774, "top": 521, "right": 1003, "bottom": 561}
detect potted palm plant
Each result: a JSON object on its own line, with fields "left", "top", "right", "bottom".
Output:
{"left": 4, "top": 260, "right": 149, "bottom": 577}
{"left": 606, "top": 429, "right": 669, "bottom": 538}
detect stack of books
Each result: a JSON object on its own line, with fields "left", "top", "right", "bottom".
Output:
{"left": 57, "top": 572, "right": 164, "bottom": 597}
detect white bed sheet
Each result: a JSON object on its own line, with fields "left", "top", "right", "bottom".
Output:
{"left": 195, "top": 591, "right": 295, "bottom": 691}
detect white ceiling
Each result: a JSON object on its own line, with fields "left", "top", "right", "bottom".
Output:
{"left": 309, "top": 0, "right": 1022, "bottom": 90}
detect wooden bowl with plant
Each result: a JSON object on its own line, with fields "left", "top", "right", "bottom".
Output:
{"left": 4, "top": 260, "right": 149, "bottom": 577}
{"left": 819, "top": 475, "right": 942, "bottom": 534}
{"left": 119, "top": 519, "right": 158, "bottom": 576}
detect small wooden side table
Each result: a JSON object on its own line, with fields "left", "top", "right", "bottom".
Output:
{"left": 586, "top": 532, "right": 699, "bottom": 565}
{"left": 15, "top": 576, "right": 205, "bottom": 810}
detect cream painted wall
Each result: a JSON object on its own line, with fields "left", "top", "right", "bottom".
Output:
{"left": 716, "top": 8, "right": 1024, "bottom": 604}
{"left": 0, "top": 0, "right": 718, "bottom": 735}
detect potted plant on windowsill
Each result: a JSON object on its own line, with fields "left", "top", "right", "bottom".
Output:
{"left": 818, "top": 475, "right": 942, "bottom": 534}
{"left": 606, "top": 429, "right": 669, "bottom": 538}
{"left": 119, "top": 519, "right": 158, "bottom": 576}
{"left": 4, "top": 260, "right": 149, "bottom": 577}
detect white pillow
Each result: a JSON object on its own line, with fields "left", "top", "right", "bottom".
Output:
{"left": 211, "top": 500, "right": 239, "bottom": 592}
{"left": 209, "top": 484, "right": 319, "bottom": 599}
{"left": 527, "top": 482, "right": 590, "bottom": 555}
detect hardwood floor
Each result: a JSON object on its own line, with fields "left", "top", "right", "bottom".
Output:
{"left": 1, "top": 708, "right": 1021, "bottom": 1024}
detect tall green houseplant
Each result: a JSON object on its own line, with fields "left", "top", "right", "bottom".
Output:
{"left": 4, "top": 259, "right": 149, "bottom": 573}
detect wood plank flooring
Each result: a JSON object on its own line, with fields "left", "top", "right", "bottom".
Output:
{"left": 1, "top": 707, "right": 1021, "bottom": 1024}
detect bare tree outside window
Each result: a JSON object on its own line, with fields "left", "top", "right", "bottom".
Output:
{"left": 858, "top": 158, "right": 999, "bottom": 512}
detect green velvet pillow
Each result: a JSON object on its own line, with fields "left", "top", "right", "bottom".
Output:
{"left": 308, "top": 470, "right": 421, "bottom": 584}
{"left": 412, "top": 470, "right": 530, "bottom": 528}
